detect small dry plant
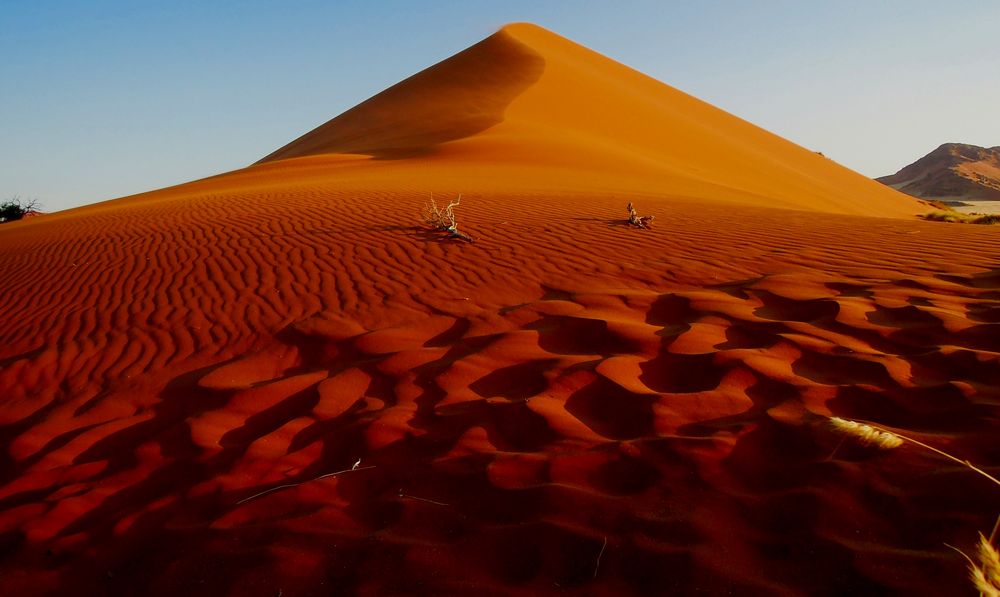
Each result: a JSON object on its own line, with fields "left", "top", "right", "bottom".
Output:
{"left": 626, "top": 202, "right": 654, "bottom": 229}
{"left": 421, "top": 194, "right": 473, "bottom": 242}
{"left": 829, "top": 417, "right": 1000, "bottom": 594}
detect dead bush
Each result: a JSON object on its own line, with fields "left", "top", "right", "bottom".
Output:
{"left": 421, "top": 195, "right": 473, "bottom": 242}
{"left": 626, "top": 202, "right": 654, "bottom": 229}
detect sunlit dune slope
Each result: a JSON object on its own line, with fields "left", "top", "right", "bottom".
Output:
{"left": 257, "top": 22, "right": 917, "bottom": 216}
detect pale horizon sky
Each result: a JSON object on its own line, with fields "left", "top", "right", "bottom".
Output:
{"left": 2, "top": 1, "right": 998, "bottom": 212}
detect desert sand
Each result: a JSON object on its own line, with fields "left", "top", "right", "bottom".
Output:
{"left": 0, "top": 23, "right": 997, "bottom": 596}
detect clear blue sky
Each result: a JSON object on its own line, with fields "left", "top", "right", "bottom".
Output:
{"left": 3, "top": 1, "right": 998, "bottom": 212}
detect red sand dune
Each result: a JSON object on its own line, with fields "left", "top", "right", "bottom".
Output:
{"left": 0, "top": 22, "right": 998, "bottom": 596}
{"left": 256, "top": 23, "right": 917, "bottom": 217}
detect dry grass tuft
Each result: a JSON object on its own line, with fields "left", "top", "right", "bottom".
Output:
{"left": 975, "top": 533, "right": 1000, "bottom": 597}
{"left": 923, "top": 210, "right": 967, "bottom": 223}
{"left": 971, "top": 567, "right": 1000, "bottom": 597}
{"left": 922, "top": 210, "right": 1000, "bottom": 225}
{"left": 954, "top": 534, "right": 1000, "bottom": 597}
{"left": 829, "top": 416, "right": 904, "bottom": 449}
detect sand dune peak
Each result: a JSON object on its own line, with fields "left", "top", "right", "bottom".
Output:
{"left": 253, "top": 22, "right": 918, "bottom": 216}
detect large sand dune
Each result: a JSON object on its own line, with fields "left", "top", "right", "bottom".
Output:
{"left": 257, "top": 23, "right": 917, "bottom": 217}
{"left": 0, "top": 23, "right": 998, "bottom": 597}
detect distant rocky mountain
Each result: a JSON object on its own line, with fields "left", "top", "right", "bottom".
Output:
{"left": 877, "top": 143, "right": 1000, "bottom": 201}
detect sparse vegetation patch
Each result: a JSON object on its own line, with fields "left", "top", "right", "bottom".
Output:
{"left": 922, "top": 210, "right": 1000, "bottom": 225}
{"left": 0, "top": 196, "right": 41, "bottom": 223}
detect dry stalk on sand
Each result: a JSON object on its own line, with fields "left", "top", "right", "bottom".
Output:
{"left": 829, "top": 416, "right": 1000, "bottom": 594}
{"left": 829, "top": 417, "right": 904, "bottom": 449}
{"left": 626, "top": 202, "right": 654, "bottom": 229}
{"left": 421, "top": 194, "right": 474, "bottom": 242}
{"left": 235, "top": 461, "right": 375, "bottom": 505}
{"left": 828, "top": 417, "right": 999, "bottom": 487}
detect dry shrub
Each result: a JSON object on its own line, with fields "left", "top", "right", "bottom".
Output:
{"left": 421, "top": 195, "right": 473, "bottom": 242}
{"left": 626, "top": 202, "right": 654, "bottom": 229}
{"left": 0, "top": 196, "right": 41, "bottom": 223}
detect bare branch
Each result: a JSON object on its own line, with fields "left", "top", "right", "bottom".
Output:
{"left": 235, "top": 465, "right": 376, "bottom": 506}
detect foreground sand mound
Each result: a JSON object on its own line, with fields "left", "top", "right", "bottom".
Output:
{"left": 0, "top": 21, "right": 995, "bottom": 597}
{"left": 1, "top": 186, "right": 998, "bottom": 595}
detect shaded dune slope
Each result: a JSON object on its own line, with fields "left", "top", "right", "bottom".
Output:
{"left": 258, "top": 29, "right": 545, "bottom": 161}
{"left": 0, "top": 22, "right": 996, "bottom": 597}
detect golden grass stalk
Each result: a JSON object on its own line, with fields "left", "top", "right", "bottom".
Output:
{"left": 976, "top": 532, "right": 1000, "bottom": 596}
{"left": 952, "top": 535, "right": 1000, "bottom": 597}
{"left": 971, "top": 568, "right": 1000, "bottom": 597}
{"left": 831, "top": 417, "right": 1000, "bottom": 596}
{"left": 829, "top": 417, "right": 904, "bottom": 449}
{"left": 828, "top": 417, "right": 1000, "bottom": 489}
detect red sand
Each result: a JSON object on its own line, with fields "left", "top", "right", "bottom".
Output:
{"left": 0, "top": 23, "right": 998, "bottom": 596}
